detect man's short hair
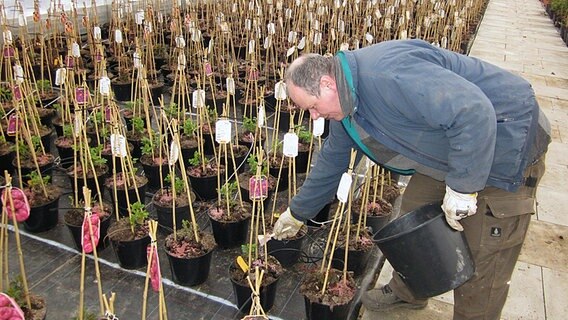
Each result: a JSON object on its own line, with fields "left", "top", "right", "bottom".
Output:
{"left": 285, "top": 54, "right": 335, "bottom": 96}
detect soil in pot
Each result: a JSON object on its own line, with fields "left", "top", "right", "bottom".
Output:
{"left": 105, "top": 173, "right": 148, "bottom": 217}
{"left": 208, "top": 201, "right": 252, "bottom": 249}
{"left": 152, "top": 188, "right": 196, "bottom": 232}
{"left": 13, "top": 153, "right": 55, "bottom": 180}
{"left": 164, "top": 230, "right": 217, "bottom": 286}
{"left": 301, "top": 268, "right": 356, "bottom": 320}
{"left": 64, "top": 201, "right": 113, "bottom": 251}
{"left": 107, "top": 218, "right": 150, "bottom": 269}
{"left": 229, "top": 255, "right": 284, "bottom": 313}
{"left": 187, "top": 162, "right": 225, "bottom": 201}
{"left": 331, "top": 227, "right": 374, "bottom": 277}
{"left": 22, "top": 185, "right": 61, "bottom": 233}
{"left": 352, "top": 198, "right": 393, "bottom": 234}
{"left": 66, "top": 164, "right": 108, "bottom": 201}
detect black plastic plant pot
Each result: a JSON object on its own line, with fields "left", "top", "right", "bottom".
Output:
{"left": 189, "top": 174, "right": 220, "bottom": 201}
{"left": 373, "top": 202, "right": 475, "bottom": 298}
{"left": 110, "top": 235, "right": 151, "bottom": 269}
{"left": 307, "top": 202, "right": 332, "bottom": 227}
{"left": 331, "top": 246, "right": 372, "bottom": 277}
{"left": 13, "top": 158, "right": 54, "bottom": 180}
{"left": 230, "top": 264, "right": 279, "bottom": 313}
{"left": 304, "top": 296, "right": 352, "bottom": 320}
{"left": 67, "top": 171, "right": 107, "bottom": 202}
{"left": 154, "top": 202, "right": 190, "bottom": 232}
{"left": 295, "top": 150, "right": 310, "bottom": 173}
{"left": 353, "top": 211, "right": 392, "bottom": 235}
{"left": 209, "top": 216, "right": 250, "bottom": 249}
{"left": 0, "top": 150, "right": 14, "bottom": 175}
{"left": 110, "top": 81, "right": 132, "bottom": 101}
{"left": 180, "top": 146, "right": 199, "bottom": 167}
{"left": 127, "top": 138, "right": 142, "bottom": 160}
{"left": 65, "top": 214, "right": 112, "bottom": 252}
{"left": 141, "top": 162, "right": 168, "bottom": 190}
{"left": 268, "top": 166, "right": 289, "bottom": 192}
{"left": 267, "top": 231, "right": 306, "bottom": 267}
{"left": 23, "top": 196, "right": 60, "bottom": 233}
{"left": 56, "top": 145, "right": 74, "bottom": 167}
{"left": 112, "top": 183, "right": 148, "bottom": 218}
{"left": 202, "top": 135, "right": 219, "bottom": 155}
{"left": 166, "top": 248, "right": 214, "bottom": 286}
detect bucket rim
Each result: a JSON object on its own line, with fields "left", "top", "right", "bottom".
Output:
{"left": 373, "top": 202, "right": 444, "bottom": 244}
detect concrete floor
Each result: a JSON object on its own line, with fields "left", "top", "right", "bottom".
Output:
{"left": 361, "top": 0, "right": 568, "bottom": 318}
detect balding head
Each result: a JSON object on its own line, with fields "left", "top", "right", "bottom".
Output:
{"left": 285, "top": 53, "right": 335, "bottom": 97}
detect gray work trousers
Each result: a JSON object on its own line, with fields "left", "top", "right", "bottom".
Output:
{"left": 388, "top": 157, "right": 546, "bottom": 320}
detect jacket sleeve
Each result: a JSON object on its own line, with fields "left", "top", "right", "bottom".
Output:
{"left": 289, "top": 120, "right": 356, "bottom": 221}
{"left": 377, "top": 62, "right": 497, "bottom": 193}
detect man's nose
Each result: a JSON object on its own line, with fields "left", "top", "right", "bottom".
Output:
{"left": 309, "top": 109, "right": 320, "bottom": 120}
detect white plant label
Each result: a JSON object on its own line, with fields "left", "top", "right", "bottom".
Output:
{"left": 264, "top": 36, "right": 272, "bottom": 49}
{"left": 93, "top": 26, "right": 101, "bottom": 40}
{"left": 191, "top": 29, "right": 201, "bottom": 42}
{"left": 274, "top": 81, "right": 287, "bottom": 100}
{"left": 297, "top": 36, "right": 306, "bottom": 50}
{"left": 169, "top": 140, "right": 179, "bottom": 165}
{"left": 175, "top": 36, "right": 186, "bottom": 48}
{"left": 226, "top": 77, "right": 235, "bottom": 95}
{"left": 245, "top": 19, "right": 251, "bottom": 30}
{"left": 74, "top": 113, "right": 83, "bottom": 138}
{"left": 177, "top": 53, "right": 186, "bottom": 71}
{"left": 110, "top": 133, "right": 127, "bottom": 157}
{"left": 313, "top": 117, "right": 325, "bottom": 137}
{"left": 314, "top": 32, "right": 322, "bottom": 45}
{"left": 286, "top": 46, "right": 296, "bottom": 57}
{"left": 13, "top": 65, "right": 24, "bottom": 84}
{"left": 288, "top": 31, "right": 297, "bottom": 43}
{"left": 55, "top": 68, "right": 67, "bottom": 85}
{"left": 257, "top": 105, "right": 266, "bottom": 127}
{"left": 314, "top": 20, "right": 319, "bottom": 30}
{"left": 99, "top": 76, "right": 111, "bottom": 95}
{"left": 115, "top": 29, "right": 123, "bottom": 43}
{"left": 283, "top": 133, "right": 299, "bottom": 157}
{"left": 3, "top": 30, "right": 12, "bottom": 44}
{"left": 336, "top": 172, "right": 352, "bottom": 203}
{"left": 338, "top": 20, "right": 345, "bottom": 33}
{"left": 248, "top": 40, "right": 255, "bottom": 54}
{"left": 400, "top": 30, "right": 408, "bottom": 39}
{"left": 331, "top": 28, "right": 336, "bottom": 41}
{"left": 72, "top": 42, "right": 81, "bottom": 57}
{"left": 375, "top": 8, "right": 382, "bottom": 19}
{"left": 365, "top": 33, "right": 374, "bottom": 43}
{"left": 232, "top": 3, "right": 238, "bottom": 12}
{"left": 192, "top": 89, "right": 205, "bottom": 108}
{"left": 215, "top": 119, "right": 232, "bottom": 143}
{"left": 354, "top": 39, "right": 360, "bottom": 49}
{"left": 267, "top": 22, "right": 275, "bottom": 34}
{"left": 285, "top": 8, "right": 292, "bottom": 18}
{"left": 340, "top": 42, "right": 349, "bottom": 51}
{"left": 135, "top": 10, "right": 144, "bottom": 25}
{"left": 133, "top": 52, "right": 141, "bottom": 68}
{"left": 441, "top": 36, "right": 448, "bottom": 48}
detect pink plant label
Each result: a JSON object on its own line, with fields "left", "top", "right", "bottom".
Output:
{"left": 12, "top": 85, "right": 22, "bottom": 101}
{"left": 81, "top": 214, "right": 100, "bottom": 253}
{"left": 249, "top": 176, "right": 269, "bottom": 200}
{"left": 66, "top": 56, "right": 74, "bottom": 68}
{"left": 105, "top": 106, "right": 112, "bottom": 123}
{"left": 1, "top": 187, "right": 30, "bottom": 222}
{"left": 147, "top": 245, "right": 161, "bottom": 292}
{"left": 0, "top": 293, "right": 25, "bottom": 319}
{"left": 7, "top": 114, "right": 19, "bottom": 136}
{"left": 248, "top": 69, "right": 259, "bottom": 81}
{"left": 76, "top": 87, "right": 88, "bottom": 104}
{"left": 204, "top": 62, "right": 213, "bottom": 76}
{"left": 3, "top": 47, "right": 14, "bottom": 58}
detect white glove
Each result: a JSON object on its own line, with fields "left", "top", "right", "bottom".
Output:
{"left": 273, "top": 208, "right": 303, "bottom": 240}
{"left": 441, "top": 185, "right": 478, "bottom": 231}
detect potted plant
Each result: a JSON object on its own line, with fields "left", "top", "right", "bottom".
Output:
{"left": 5, "top": 275, "right": 47, "bottom": 320}
{"left": 207, "top": 181, "right": 252, "bottom": 249}
{"left": 238, "top": 116, "right": 266, "bottom": 150}
{"left": 0, "top": 135, "right": 15, "bottom": 175}
{"left": 125, "top": 116, "right": 146, "bottom": 159}
{"left": 66, "top": 145, "right": 109, "bottom": 202}
{"left": 140, "top": 134, "right": 169, "bottom": 190}
{"left": 179, "top": 118, "right": 199, "bottom": 167}
{"left": 152, "top": 173, "right": 195, "bottom": 232}
{"left": 22, "top": 171, "right": 61, "bottom": 233}
{"left": 301, "top": 267, "right": 356, "bottom": 320}
{"left": 107, "top": 201, "right": 151, "bottom": 269}
{"left": 164, "top": 220, "right": 217, "bottom": 286}
{"left": 295, "top": 125, "right": 313, "bottom": 174}
{"left": 105, "top": 169, "right": 148, "bottom": 218}
{"left": 64, "top": 199, "right": 113, "bottom": 252}
{"left": 187, "top": 151, "right": 225, "bottom": 200}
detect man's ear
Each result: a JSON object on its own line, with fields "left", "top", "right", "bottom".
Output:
{"left": 320, "top": 75, "right": 336, "bottom": 91}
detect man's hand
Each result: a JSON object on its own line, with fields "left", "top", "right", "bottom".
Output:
{"left": 273, "top": 208, "right": 303, "bottom": 240}
{"left": 441, "top": 186, "right": 478, "bottom": 231}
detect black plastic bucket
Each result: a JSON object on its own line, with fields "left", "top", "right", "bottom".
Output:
{"left": 373, "top": 202, "right": 475, "bottom": 298}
